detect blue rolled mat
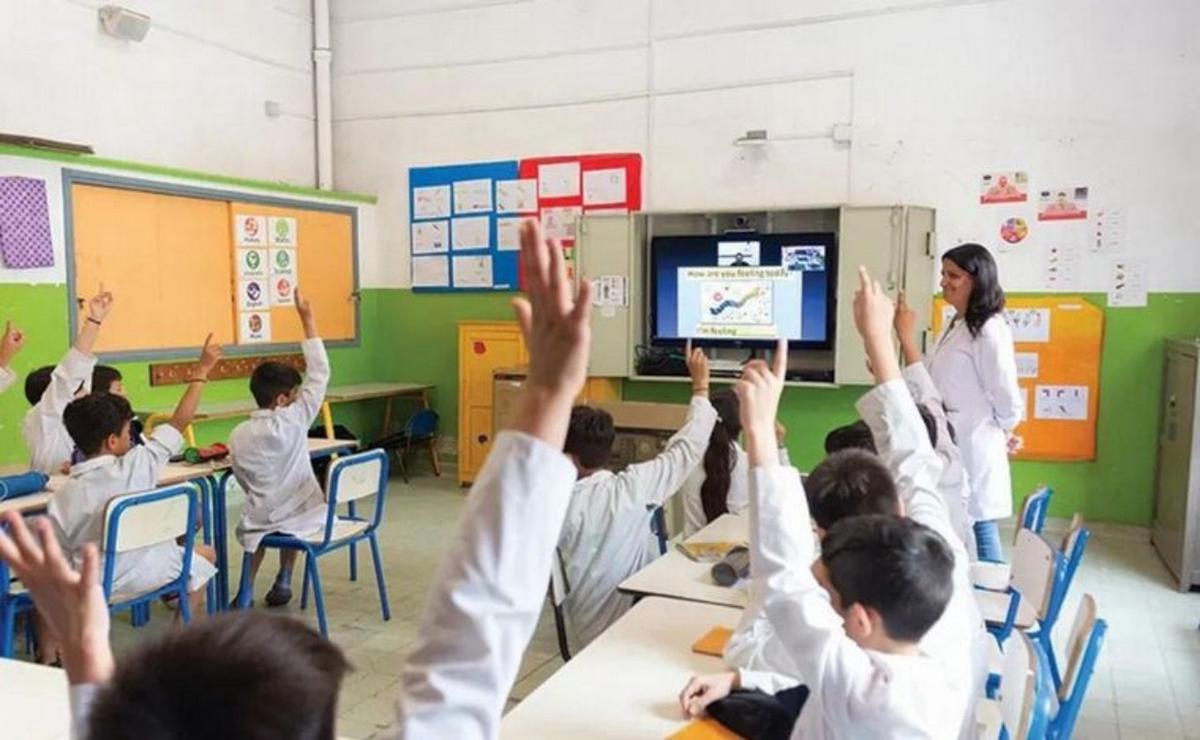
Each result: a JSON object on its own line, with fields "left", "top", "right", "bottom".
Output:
{"left": 0, "top": 471, "right": 50, "bottom": 502}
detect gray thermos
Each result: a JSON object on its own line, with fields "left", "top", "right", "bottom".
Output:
{"left": 711, "top": 545, "right": 750, "bottom": 587}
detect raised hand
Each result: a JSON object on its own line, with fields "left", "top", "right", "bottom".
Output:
{"left": 685, "top": 339, "right": 710, "bottom": 397}
{"left": 735, "top": 338, "right": 788, "bottom": 467}
{"left": 510, "top": 219, "right": 592, "bottom": 448}
{"left": 0, "top": 321, "right": 25, "bottom": 366}
{"left": 854, "top": 266, "right": 901, "bottom": 384}
{"left": 894, "top": 291, "right": 923, "bottom": 365}
{"left": 88, "top": 286, "right": 114, "bottom": 323}
{"left": 0, "top": 513, "right": 113, "bottom": 685}
{"left": 197, "top": 333, "right": 223, "bottom": 374}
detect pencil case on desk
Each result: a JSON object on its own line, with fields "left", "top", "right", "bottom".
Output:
{"left": 184, "top": 443, "right": 230, "bottom": 464}
{"left": 0, "top": 471, "right": 50, "bottom": 502}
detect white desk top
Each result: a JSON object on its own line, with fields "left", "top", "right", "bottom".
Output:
{"left": 618, "top": 512, "right": 750, "bottom": 608}
{"left": 0, "top": 658, "right": 70, "bottom": 739}
{"left": 501, "top": 597, "right": 740, "bottom": 738}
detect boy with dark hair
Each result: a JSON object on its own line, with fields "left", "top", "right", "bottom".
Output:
{"left": 557, "top": 343, "right": 717, "bottom": 648}
{"left": 49, "top": 334, "right": 222, "bottom": 621}
{"left": 823, "top": 403, "right": 938, "bottom": 456}
{"left": 0, "top": 320, "right": 26, "bottom": 394}
{"left": 24, "top": 290, "right": 112, "bottom": 474}
{"left": 802, "top": 448, "right": 898, "bottom": 532}
{"left": 230, "top": 290, "right": 329, "bottom": 608}
{"left": 89, "top": 366, "right": 145, "bottom": 448}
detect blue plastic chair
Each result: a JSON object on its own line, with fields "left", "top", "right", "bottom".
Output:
{"left": 979, "top": 631, "right": 1055, "bottom": 740}
{"left": 0, "top": 537, "right": 34, "bottom": 658}
{"left": 101, "top": 484, "right": 200, "bottom": 624}
{"left": 1036, "top": 520, "right": 1091, "bottom": 686}
{"left": 1020, "top": 486, "right": 1053, "bottom": 537}
{"left": 978, "top": 530, "right": 1067, "bottom": 644}
{"left": 649, "top": 505, "right": 669, "bottom": 555}
{"left": 384, "top": 410, "right": 440, "bottom": 483}
{"left": 236, "top": 449, "right": 391, "bottom": 638}
{"left": 1047, "top": 594, "right": 1107, "bottom": 739}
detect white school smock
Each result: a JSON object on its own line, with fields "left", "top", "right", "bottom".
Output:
{"left": 926, "top": 313, "right": 1023, "bottom": 521}
{"left": 395, "top": 430, "right": 577, "bottom": 738}
{"left": 0, "top": 366, "right": 15, "bottom": 394}
{"left": 558, "top": 395, "right": 718, "bottom": 648}
{"left": 24, "top": 347, "right": 96, "bottom": 475}
{"left": 749, "top": 464, "right": 965, "bottom": 740}
{"left": 231, "top": 338, "right": 330, "bottom": 551}
{"left": 48, "top": 424, "right": 216, "bottom": 596}
{"left": 679, "top": 442, "right": 791, "bottom": 538}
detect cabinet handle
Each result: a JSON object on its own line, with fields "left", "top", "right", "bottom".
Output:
{"left": 477, "top": 434, "right": 489, "bottom": 444}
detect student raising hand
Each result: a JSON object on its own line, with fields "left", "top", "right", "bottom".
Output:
{"left": 0, "top": 321, "right": 25, "bottom": 367}
{"left": 735, "top": 338, "right": 788, "bottom": 468}
{"left": 854, "top": 266, "right": 901, "bottom": 384}
{"left": 510, "top": 219, "right": 592, "bottom": 449}
{"left": 685, "top": 339, "right": 711, "bottom": 398}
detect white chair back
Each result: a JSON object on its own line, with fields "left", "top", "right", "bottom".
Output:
{"left": 101, "top": 487, "right": 191, "bottom": 554}
{"left": 1000, "top": 631, "right": 1038, "bottom": 739}
{"left": 1059, "top": 594, "right": 1098, "bottom": 700}
{"left": 327, "top": 450, "right": 386, "bottom": 504}
{"left": 1011, "top": 529, "right": 1057, "bottom": 618}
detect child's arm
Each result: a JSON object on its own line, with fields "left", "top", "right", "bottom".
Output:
{"left": 396, "top": 220, "right": 590, "bottom": 737}
{"left": 73, "top": 289, "right": 113, "bottom": 358}
{"left": 166, "top": 334, "right": 222, "bottom": 432}
{"left": 281, "top": 289, "right": 330, "bottom": 427}
{"left": 0, "top": 321, "right": 26, "bottom": 393}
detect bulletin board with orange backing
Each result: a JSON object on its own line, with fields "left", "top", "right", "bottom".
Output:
{"left": 65, "top": 171, "right": 357, "bottom": 359}
{"left": 933, "top": 296, "right": 1103, "bottom": 462}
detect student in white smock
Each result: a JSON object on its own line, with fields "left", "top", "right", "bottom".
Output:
{"left": 926, "top": 244, "right": 1024, "bottom": 561}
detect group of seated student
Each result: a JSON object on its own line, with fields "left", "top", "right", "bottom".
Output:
{"left": 0, "top": 220, "right": 980, "bottom": 739}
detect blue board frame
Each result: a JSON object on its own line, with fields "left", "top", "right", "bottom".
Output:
{"left": 409, "top": 160, "right": 520, "bottom": 292}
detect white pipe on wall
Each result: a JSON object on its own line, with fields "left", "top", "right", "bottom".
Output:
{"left": 313, "top": 0, "right": 333, "bottom": 189}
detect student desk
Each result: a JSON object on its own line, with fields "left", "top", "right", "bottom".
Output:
{"left": 208, "top": 437, "right": 360, "bottom": 609}
{"left": 0, "top": 461, "right": 223, "bottom": 518}
{"left": 619, "top": 512, "right": 750, "bottom": 609}
{"left": 0, "top": 658, "right": 70, "bottom": 739}
{"left": 501, "top": 597, "right": 741, "bottom": 738}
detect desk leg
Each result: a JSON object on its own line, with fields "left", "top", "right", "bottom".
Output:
{"left": 321, "top": 402, "right": 335, "bottom": 439}
{"left": 382, "top": 397, "right": 394, "bottom": 440}
{"left": 199, "top": 478, "right": 215, "bottom": 616}
{"left": 213, "top": 472, "right": 231, "bottom": 610}
{"left": 185, "top": 424, "right": 197, "bottom": 449}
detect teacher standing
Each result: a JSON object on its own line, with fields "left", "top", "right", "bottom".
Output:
{"left": 927, "top": 244, "right": 1024, "bottom": 561}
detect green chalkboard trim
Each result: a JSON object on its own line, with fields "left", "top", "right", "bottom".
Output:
{"left": 0, "top": 143, "right": 378, "bottom": 204}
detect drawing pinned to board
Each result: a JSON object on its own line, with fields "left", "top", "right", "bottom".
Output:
{"left": 538, "top": 161, "right": 581, "bottom": 198}
{"left": 1108, "top": 256, "right": 1147, "bottom": 307}
{"left": 239, "top": 311, "right": 271, "bottom": 343}
{"left": 583, "top": 168, "right": 627, "bottom": 206}
{"left": 412, "top": 255, "right": 450, "bottom": 288}
{"left": 413, "top": 185, "right": 451, "bottom": 220}
{"left": 979, "top": 171, "right": 1029, "bottom": 204}
{"left": 1038, "top": 186, "right": 1089, "bottom": 221}
{"left": 451, "top": 216, "right": 490, "bottom": 251}
{"left": 540, "top": 206, "right": 581, "bottom": 242}
{"left": 234, "top": 214, "right": 267, "bottom": 247}
{"left": 236, "top": 248, "right": 267, "bottom": 279}
{"left": 1015, "top": 352, "right": 1040, "bottom": 379}
{"left": 268, "top": 217, "right": 297, "bottom": 247}
{"left": 270, "top": 248, "right": 296, "bottom": 278}
{"left": 452, "top": 255, "right": 493, "bottom": 289}
{"left": 412, "top": 221, "right": 449, "bottom": 254}
{"left": 453, "top": 179, "right": 493, "bottom": 215}
{"left": 1090, "top": 207, "right": 1124, "bottom": 253}
{"left": 496, "top": 217, "right": 522, "bottom": 251}
{"left": 999, "top": 216, "right": 1030, "bottom": 245}
{"left": 0, "top": 176, "right": 55, "bottom": 269}
{"left": 1006, "top": 307, "right": 1051, "bottom": 343}
{"left": 1034, "top": 384, "right": 1089, "bottom": 421}
{"left": 1044, "top": 242, "right": 1081, "bottom": 290}
{"left": 495, "top": 179, "right": 538, "bottom": 214}
{"left": 238, "top": 279, "right": 267, "bottom": 311}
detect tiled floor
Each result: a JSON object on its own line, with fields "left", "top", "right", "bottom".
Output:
{"left": 86, "top": 475, "right": 1199, "bottom": 739}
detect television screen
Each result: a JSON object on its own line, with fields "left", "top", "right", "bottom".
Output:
{"left": 650, "top": 233, "right": 836, "bottom": 349}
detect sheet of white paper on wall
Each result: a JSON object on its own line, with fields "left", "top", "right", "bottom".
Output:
{"left": 453, "top": 179, "right": 493, "bottom": 215}
{"left": 412, "top": 255, "right": 450, "bottom": 288}
{"left": 496, "top": 217, "right": 522, "bottom": 251}
{"left": 269, "top": 249, "right": 296, "bottom": 278}
{"left": 540, "top": 206, "right": 581, "bottom": 242}
{"left": 236, "top": 248, "right": 267, "bottom": 279}
{"left": 496, "top": 179, "right": 538, "bottom": 214}
{"left": 271, "top": 275, "right": 295, "bottom": 307}
{"left": 239, "top": 311, "right": 271, "bottom": 343}
{"left": 413, "top": 185, "right": 451, "bottom": 220}
{"left": 234, "top": 214, "right": 267, "bottom": 247}
{"left": 591, "top": 275, "right": 627, "bottom": 308}
{"left": 1015, "top": 352, "right": 1039, "bottom": 379}
{"left": 1108, "top": 256, "right": 1147, "bottom": 307}
{"left": 412, "top": 220, "right": 449, "bottom": 254}
{"left": 451, "top": 216, "right": 490, "bottom": 251}
{"left": 583, "top": 168, "right": 627, "bottom": 206}
{"left": 1043, "top": 242, "right": 1081, "bottom": 291}
{"left": 1005, "top": 308, "right": 1051, "bottom": 343}
{"left": 1090, "top": 207, "right": 1125, "bottom": 254}
{"left": 238, "top": 279, "right": 268, "bottom": 311}
{"left": 452, "top": 255, "right": 493, "bottom": 289}
{"left": 1034, "top": 384, "right": 1088, "bottom": 421}
{"left": 538, "top": 161, "right": 581, "bottom": 198}
{"left": 268, "top": 217, "right": 297, "bottom": 247}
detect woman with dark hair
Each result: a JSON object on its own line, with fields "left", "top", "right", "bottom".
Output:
{"left": 679, "top": 391, "right": 788, "bottom": 537}
{"left": 927, "top": 244, "right": 1024, "bottom": 561}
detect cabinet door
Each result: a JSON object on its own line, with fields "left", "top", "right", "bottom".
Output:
{"left": 1153, "top": 349, "right": 1197, "bottom": 580}
{"left": 578, "top": 214, "right": 634, "bottom": 377}
{"left": 461, "top": 326, "right": 525, "bottom": 408}
{"left": 901, "top": 207, "right": 937, "bottom": 354}
{"left": 836, "top": 207, "right": 903, "bottom": 385}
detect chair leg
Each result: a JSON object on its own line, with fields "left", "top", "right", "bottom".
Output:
{"left": 300, "top": 554, "right": 311, "bottom": 610}
{"left": 428, "top": 438, "right": 441, "bottom": 477}
{"left": 347, "top": 500, "right": 358, "bottom": 582}
{"left": 178, "top": 585, "right": 192, "bottom": 625}
{"left": 236, "top": 551, "right": 255, "bottom": 609}
{"left": 305, "top": 552, "right": 329, "bottom": 638}
{"left": 1, "top": 604, "right": 14, "bottom": 659}
{"left": 1037, "top": 628, "right": 1062, "bottom": 689}
{"left": 395, "top": 447, "right": 410, "bottom": 484}
{"left": 368, "top": 533, "right": 391, "bottom": 621}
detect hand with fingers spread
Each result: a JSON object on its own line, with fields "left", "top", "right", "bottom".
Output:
{"left": 511, "top": 219, "right": 592, "bottom": 449}
{"left": 678, "top": 671, "right": 739, "bottom": 718}
{"left": 0, "top": 512, "right": 113, "bottom": 685}
{"left": 735, "top": 338, "right": 788, "bottom": 467}
{"left": 0, "top": 321, "right": 25, "bottom": 367}
{"left": 853, "top": 266, "right": 902, "bottom": 384}
{"left": 685, "top": 339, "right": 710, "bottom": 397}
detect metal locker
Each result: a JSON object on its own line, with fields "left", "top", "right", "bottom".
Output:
{"left": 577, "top": 213, "right": 636, "bottom": 377}
{"left": 1152, "top": 338, "right": 1200, "bottom": 590}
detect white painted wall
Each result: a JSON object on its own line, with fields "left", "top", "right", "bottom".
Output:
{"left": 331, "top": 0, "right": 1200, "bottom": 293}
{"left": 0, "top": 0, "right": 317, "bottom": 185}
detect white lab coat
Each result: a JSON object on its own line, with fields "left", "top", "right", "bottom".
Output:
{"left": 749, "top": 462, "right": 966, "bottom": 740}
{"left": 48, "top": 424, "right": 216, "bottom": 597}
{"left": 926, "top": 313, "right": 1023, "bottom": 521}
{"left": 558, "top": 395, "right": 718, "bottom": 648}
{"left": 0, "top": 366, "right": 15, "bottom": 394}
{"left": 680, "top": 442, "right": 790, "bottom": 538}
{"left": 24, "top": 347, "right": 95, "bottom": 475}
{"left": 395, "top": 430, "right": 577, "bottom": 738}
{"left": 902, "top": 362, "right": 977, "bottom": 560}
{"left": 231, "top": 338, "right": 330, "bottom": 551}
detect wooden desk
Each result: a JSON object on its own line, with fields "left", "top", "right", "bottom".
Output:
{"left": 501, "top": 597, "right": 740, "bottom": 738}
{"left": 0, "top": 658, "right": 70, "bottom": 739}
{"left": 619, "top": 513, "right": 750, "bottom": 609}
{"left": 0, "top": 459, "right": 224, "bottom": 518}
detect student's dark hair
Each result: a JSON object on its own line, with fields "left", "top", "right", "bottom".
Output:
{"left": 824, "top": 406, "right": 938, "bottom": 456}
{"left": 700, "top": 392, "right": 742, "bottom": 524}
{"left": 821, "top": 514, "right": 954, "bottom": 642}
{"left": 804, "top": 449, "right": 899, "bottom": 531}
{"left": 24, "top": 366, "right": 54, "bottom": 406}
{"left": 942, "top": 243, "right": 1005, "bottom": 338}
{"left": 87, "top": 612, "right": 349, "bottom": 740}
{"left": 564, "top": 405, "right": 615, "bottom": 470}
{"left": 93, "top": 365, "right": 123, "bottom": 394}
{"left": 63, "top": 393, "right": 134, "bottom": 456}
{"left": 250, "top": 361, "right": 303, "bottom": 409}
